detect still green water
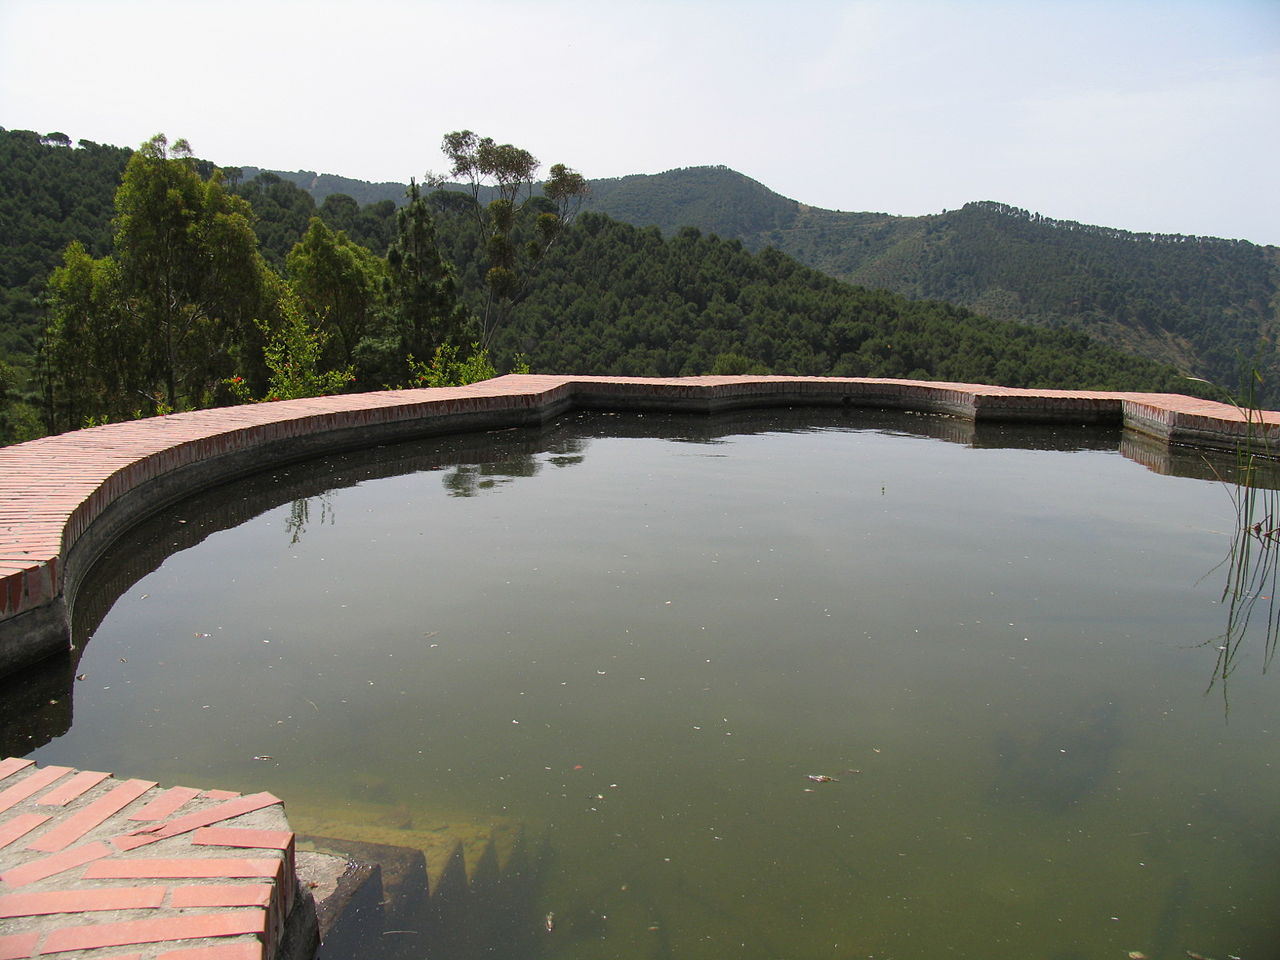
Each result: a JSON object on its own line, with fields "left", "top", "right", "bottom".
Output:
{"left": 24, "top": 410, "right": 1280, "bottom": 959}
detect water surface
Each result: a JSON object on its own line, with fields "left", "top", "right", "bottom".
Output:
{"left": 21, "top": 410, "right": 1280, "bottom": 959}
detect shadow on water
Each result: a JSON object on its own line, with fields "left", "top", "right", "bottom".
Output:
{"left": 0, "top": 650, "right": 76, "bottom": 757}
{"left": 1147, "top": 875, "right": 1191, "bottom": 960}
{"left": 363, "top": 830, "right": 718, "bottom": 960}
{"left": 317, "top": 828, "right": 564, "bottom": 960}
{"left": 416, "top": 832, "right": 555, "bottom": 960}
{"left": 990, "top": 699, "right": 1123, "bottom": 812}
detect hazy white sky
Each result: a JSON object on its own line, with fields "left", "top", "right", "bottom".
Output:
{"left": 2, "top": 0, "right": 1277, "bottom": 244}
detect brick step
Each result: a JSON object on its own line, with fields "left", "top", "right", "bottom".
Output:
{"left": 0, "top": 757, "right": 312, "bottom": 960}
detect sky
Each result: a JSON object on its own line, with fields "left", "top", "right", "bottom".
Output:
{"left": 2, "top": 0, "right": 1277, "bottom": 245}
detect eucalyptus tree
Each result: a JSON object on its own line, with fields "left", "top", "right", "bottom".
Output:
{"left": 430, "top": 130, "right": 588, "bottom": 347}
{"left": 43, "top": 135, "right": 276, "bottom": 429}
{"left": 42, "top": 240, "right": 133, "bottom": 428}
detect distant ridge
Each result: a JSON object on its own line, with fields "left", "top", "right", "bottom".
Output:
{"left": 234, "top": 166, "right": 410, "bottom": 208}
{"left": 591, "top": 170, "right": 1279, "bottom": 396}
{"left": 251, "top": 162, "right": 1279, "bottom": 394}
{"left": 3, "top": 123, "right": 1276, "bottom": 401}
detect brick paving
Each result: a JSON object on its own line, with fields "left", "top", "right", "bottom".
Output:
{"left": 0, "top": 757, "right": 295, "bottom": 959}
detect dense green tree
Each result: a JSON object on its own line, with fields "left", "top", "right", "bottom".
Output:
{"left": 232, "top": 172, "right": 318, "bottom": 266}
{"left": 317, "top": 193, "right": 360, "bottom": 234}
{"left": 112, "top": 136, "right": 271, "bottom": 409}
{"left": 226, "top": 287, "right": 354, "bottom": 403}
{"left": 382, "top": 179, "right": 475, "bottom": 375}
{"left": 0, "top": 356, "right": 41, "bottom": 444}
{"left": 286, "top": 216, "right": 388, "bottom": 376}
{"left": 0, "top": 128, "right": 130, "bottom": 369}
{"left": 344, "top": 198, "right": 398, "bottom": 254}
{"left": 431, "top": 131, "right": 588, "bottom": 347}
{"left": 43, "top": 135, "right": 278, "bottom": 429}
{"left": 43, "top": 240, "right": 137, "bottom": 426}
{"left": 485, "top": 212, "right": 1219, "bottom": 396}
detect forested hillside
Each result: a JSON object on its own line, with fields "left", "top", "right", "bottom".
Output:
{"left": 477, "top": 215, "right": 1208, "bottom": 391}
{"left": 235, "top": 166, "right": 410, "bottom": 209}
{"left": 585, "top": 166, "right": 802, "bottom": 240}
{"left": 230, "top": 159, "right": 1203, "bottom": 389}
{"left": 583, "top": 168, "right": 1280, "bottom": 396}
{"left": 0, "top": 130, "right": 130, "bottom": 365}
{"left": 220, "top": 163, "right": 1280, "bottom": 397}
{"left": 0, "top": 133, "right": 403, "bottom": 369}
{"left": 0, "top": 128, "right": 1225, "bottom": 443}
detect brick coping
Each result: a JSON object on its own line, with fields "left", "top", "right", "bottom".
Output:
{"left": 0, "top": 756, "right": 302, "bottom": 960}
{"left": 1, "top": 374, "right": 1277, "bottom": 677}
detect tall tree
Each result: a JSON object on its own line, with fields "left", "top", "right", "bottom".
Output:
{"left": 431, "top": 131, "right": 587, "bottom": 347}
{"left": 43, "top": 241, "right": 136, "bottom": 427}
{"left": 286, "top": 216, "right": 388, "bottom": 375}
{"left": 113, "top": 136, "right": 269, "bottom": 411}
{"left": 383, "top": 178, "right": 474, "bottom": 371}
{"left": 42, "top": 135, "right": 276, "bottom": 429}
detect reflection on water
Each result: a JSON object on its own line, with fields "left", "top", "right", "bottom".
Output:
{"left": 286, "top": 493, "right": 334, "bottom": 545}
{"left": 1204, "top": 450, "right": 1280, "bottom": 704}
{"left": 9, "top": 409, "right": 1280, "bottom": 960}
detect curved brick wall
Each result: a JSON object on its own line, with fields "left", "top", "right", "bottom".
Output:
{"left": 1, "top": 374, "right": 1276, "bottom": 677}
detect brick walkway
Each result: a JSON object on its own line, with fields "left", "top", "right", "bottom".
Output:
{"left": 0, "top": 757, "right": 297, "bottom": 959}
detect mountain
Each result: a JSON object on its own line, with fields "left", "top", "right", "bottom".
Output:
{"left": 233, "top": 166, "right": 409, "bottom": 209}
{"left": 585, "top": 165, "right": 803, "bottom": 239}
{"left": 482, "top": 211, "right": 1205, "bottom": 396}
{"left": 0, "top": 128, "right": 1268, "bottom": 413}
{"left": 242, "top": 162, "right": 1280, "bottom": 397}
{"left": 583, "top": 168, "right": 1280, "bottom": 397}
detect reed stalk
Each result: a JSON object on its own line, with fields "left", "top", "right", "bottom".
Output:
{"left": 1191, "top": 373, "right": 1280, "bottom": 702}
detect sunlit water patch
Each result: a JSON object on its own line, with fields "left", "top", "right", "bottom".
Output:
{"left": 19, "top": 410, "right": 1280, "bottom": 959}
